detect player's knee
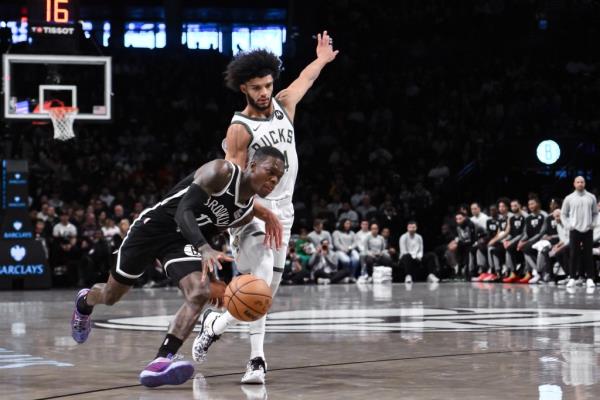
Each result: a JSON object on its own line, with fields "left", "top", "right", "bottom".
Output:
{"left": 184, "top": 281, "right": 210, "bottom": 306}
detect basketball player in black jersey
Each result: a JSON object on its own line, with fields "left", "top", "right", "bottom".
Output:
{"left": 70, "top": 146, "right": 285, "bottom": 388}
{"left": 502, "top": 200, "right": 526, "bottom": 283}
{"left": 516, "top": 196, "right": 546, "bottom": 283}
{"left": 486, "top": 198, "right": 510, "bottom": 281}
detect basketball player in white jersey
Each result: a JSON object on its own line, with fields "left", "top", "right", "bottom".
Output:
{"left": 192, "top": 31, "right": 339, "bottom": 384}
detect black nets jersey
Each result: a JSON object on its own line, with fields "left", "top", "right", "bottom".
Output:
{"left": 508, "top": 214, "right": 525, "bottom": 238}
{"left": 146, "top": 161, "right": 254, "bottom": 232}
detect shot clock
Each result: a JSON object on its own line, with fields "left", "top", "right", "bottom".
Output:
{"left": 28, "top": 0, "right": 81, "bottom": 52}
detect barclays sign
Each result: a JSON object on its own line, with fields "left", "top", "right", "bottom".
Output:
{"left": 3, "top": 220, "right": 33, "bottom": 239}
{"left": 0, "top": 240, "right": 49, "bottom": 287}
{"left": 0, "top": 244, "right": 44, "bottom": 276}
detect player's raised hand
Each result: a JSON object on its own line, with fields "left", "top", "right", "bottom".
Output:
{"left": 316, "top": 30, "right": 339, "bottom": 63}
{"left": 199, "top": 244, "right": 233, "bottom": 283}
{"left": 263, "top": 211, "right": 283, "bottom": 249}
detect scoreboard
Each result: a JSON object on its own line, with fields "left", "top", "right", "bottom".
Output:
{"left": 28, "top": 0, "right": 81, "bottom": 52}
{"left": 44, "top": 0, "right": 75, "bottom": 24}
{"left": 29, "top": 0, "right": 80, "bottom": 24}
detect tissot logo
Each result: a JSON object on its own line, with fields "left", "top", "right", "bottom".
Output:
{"left": 94, "top": 308, "right": 600, "bottom": 333}
{"left": 31, "top": 26, "right": 76, "bottom": 35}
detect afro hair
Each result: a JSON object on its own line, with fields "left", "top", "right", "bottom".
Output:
{"left": 224, "top": 49, "right": 282, "bottom": 92}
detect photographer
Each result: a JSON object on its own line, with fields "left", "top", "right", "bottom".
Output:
{"left": 283, "top": 244, "right": 311, "bottom": 285}
{"left": 308, "top": 239, "right": 350, "bottom": 284}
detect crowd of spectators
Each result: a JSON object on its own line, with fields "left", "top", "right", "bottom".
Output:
{"left": 1, "top": 1, "right": 600, "bottom": 287}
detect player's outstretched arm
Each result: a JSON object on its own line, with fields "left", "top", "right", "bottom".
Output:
{"left": 276, "top": 30, "right": 339, "bottom": 122}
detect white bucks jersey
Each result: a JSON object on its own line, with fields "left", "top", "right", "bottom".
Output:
{"left": 230, "top": 98, "right": 297, "bottom": 201}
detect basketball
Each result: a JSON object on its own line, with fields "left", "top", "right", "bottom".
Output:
{"left": 224, "top": 274, "right": 272, "bottom": 322}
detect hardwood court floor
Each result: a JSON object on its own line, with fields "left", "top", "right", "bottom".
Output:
{"left": 2, "top": 282, "right": 600, "bottom": 399}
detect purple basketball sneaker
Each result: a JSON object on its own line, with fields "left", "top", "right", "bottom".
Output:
{"left": 139, "top": 354, "right": 195, "bottom": 388}
{"left": 71, "top": 288, "right": 92, "bottom": 344}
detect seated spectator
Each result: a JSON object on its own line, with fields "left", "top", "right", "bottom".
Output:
{"left": 79, "top": 212, "right": 98, "bottom": 245}
{"left": 79, "top": 229, "right": 112, "bottom": 287}
{"left": 283, "top": 244, "right": 311, "bottom": 285}
{"left": 45, "top": 206, "right": 58, "bottom": 227}
{"left": 294, "top": 227, "right": 313, "bottom": 267}
{"left": 427, "top": 159, "right": 450, "bottom": 187}
{"left": 337, "top": 201, "right": 360, "bottom": 229}
{"left": 517, "top": 196, "right": 546, "bottom": 283}
{"left": 363, "top": 223, "right": 392, "bottom": 278}
{"left": 53, "top": 212, "right": 78, "bottom": 239}
{"left": 450, "top": 212, "right": 480, "bottom": 280}
{"left": 308, "top": 239, "right": 349, "bottom": 284}
{"left": 381, "top": 227, "right": 399, "bottom": 267}
{"left": 308, "top": 219, "right": 333, "bottom": 247}
{"left": 112, "top": 218, "right": 130, "bottom": 250}
{"left": 50, "top": 237, "right": 81, "bottom": 287}
{"left": 536, "top": 209, "right": 569, "bottom": 283}
{"left": 99, "top": 187, "right": 115, "bottom": 208}
{"left": 470, "top": 202, "right": 489, "bottom": 231}
{"left": 473, "top": 204, "right": 496, "bottom": 282}
{"left": 502, "top": 200, "right": 527, "bottom": 283}
{"left": 34, "top": 219, "right": 50, "bottom": 260}
{"left": 412, "top": 182, "right": 432, "bottom": 209}
{"left": 332, "top": 219, "right": 360, "bottom": 280}
{"left": 356, "top": 195, "right": 377, "bottom": 221}
{"left": 398, "top": 221, "right": 439, "bottom": 283}
{"left": 482, "top": 199, "right": 510, "bottom": 281}
{"left": 112, "top": 204, "right": 127, "bottom": 222}
{"left": 378, "top": 201, "right": 400, "bottom": 230}
{"left": 101, "top": 218, "right": 120, "bottom": 243}
{"left": 433, "top": 223, "right": 457, "bottom": 279}
{"left": 48, "top": 191, "right": 64, "bottom": 211}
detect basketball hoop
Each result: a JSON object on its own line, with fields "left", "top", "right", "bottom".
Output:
{"left": 48, "top": 106, "right": 78, "bottom": 141}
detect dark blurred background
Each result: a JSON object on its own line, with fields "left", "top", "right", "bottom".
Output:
{"left": 1, "top": 0, "right": 599, "bottom": 287}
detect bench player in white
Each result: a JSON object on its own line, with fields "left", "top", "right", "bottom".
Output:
{"left": 192, "top": 31, "right": 338, "bottom": 384}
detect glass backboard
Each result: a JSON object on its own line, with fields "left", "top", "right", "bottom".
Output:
{"left": 3, "top": 54, "right": 111, "bottom": 120}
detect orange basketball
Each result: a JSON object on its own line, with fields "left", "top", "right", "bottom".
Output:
{"left": 224, "top": 274, "right": 272, "bottom": 322}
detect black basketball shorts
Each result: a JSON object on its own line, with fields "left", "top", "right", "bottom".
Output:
{"left": 111, "top": 215, "right": 205, "bottom": 286}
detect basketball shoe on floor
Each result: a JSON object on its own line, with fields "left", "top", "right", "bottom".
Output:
{"left": 71, "top": 288, "right": 92, "bottom": 343}
{"left": 241, "top": 357, "right": 268, "bottom": 384}
{"left": 139, "top": 354, "right": 194, "bottom": 387}
{"left": 502, "top": 273, "right": 519, "bottom": 283}
{"left": 192, "top": 309, "right": 220, "bottom": 362}
{"left": 586, "top": 279, "right": 596, "bottom": 288}
{"left": 518, "top": 273, "right": 532, "bottom": 284}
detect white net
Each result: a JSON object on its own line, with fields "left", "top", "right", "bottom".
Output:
{"left": 48, "top": 107, "right": 78, "bottom": 141}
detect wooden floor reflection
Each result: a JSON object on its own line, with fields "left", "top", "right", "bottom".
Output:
{"left": 2, "top": 282, "right": 600, "bottom": 399}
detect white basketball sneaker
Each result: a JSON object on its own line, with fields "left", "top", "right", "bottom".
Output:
{"left": 192, "top": 309, "right": 220, "bottom": 363}
{"left": 241, "top": 357, "right": 267, "bottom": 384}
{"left": 586, "top": 279, "right": 596, "bottom": 288}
